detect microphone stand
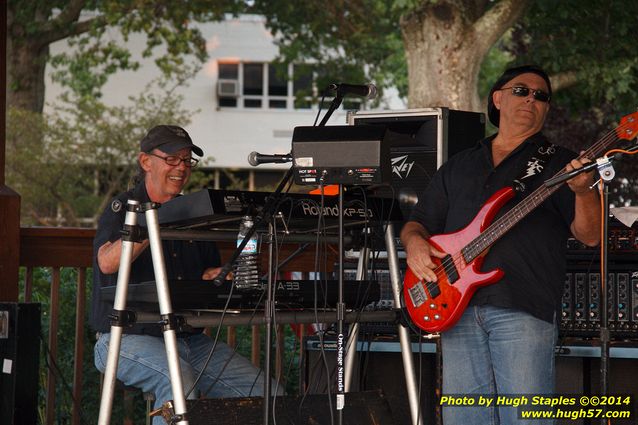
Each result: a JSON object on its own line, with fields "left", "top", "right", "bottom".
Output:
{"left": 216, "top": 88, "right": 345, "bottom": 423}
{"left": 315, "top": 90, "right": 347, "bottom": 425}
{"left": 544, "top": 147, "right": 637, "bottom": 422}
{"left": 212, "top": 166, "right": 293, "bottom": 425}
{"left": 319, "top": 91, "right": 344, "bottom": 127}
{"left": 214, "top": 89, "right": 342, "bottom": 423}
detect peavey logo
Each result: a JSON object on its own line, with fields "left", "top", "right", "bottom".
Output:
{"left": 391, "top": 155, "right": 414, "bottom": 179}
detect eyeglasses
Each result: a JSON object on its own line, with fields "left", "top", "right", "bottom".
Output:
{"left": 499, "top": 86, "right": 551, "bottom": 103}
{"left": 148, "top": 152, "right": 199, "bottom": 167}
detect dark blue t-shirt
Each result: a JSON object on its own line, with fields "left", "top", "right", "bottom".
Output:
{"left": 90, "top": 182, "right": 221, "bottom": 335}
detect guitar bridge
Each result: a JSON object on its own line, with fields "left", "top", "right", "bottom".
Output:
{"left": 407, "top": 282, "right": 428, "bottom": 308}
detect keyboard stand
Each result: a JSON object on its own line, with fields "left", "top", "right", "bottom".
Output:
{"left": 98, "top": 200, "right": 190, "bottom": 425}
{"left": 343, "top": 224, "right": 424, "bottom": 425}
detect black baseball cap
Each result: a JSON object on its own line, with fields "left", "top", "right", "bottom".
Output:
{"left": 487, "top": 65, "right": 552, "bottom": 127}
{"left": 140, "top": 125, "right": 203, "bottom": 157}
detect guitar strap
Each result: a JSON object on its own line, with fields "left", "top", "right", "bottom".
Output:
{"left": 512, "top": 135, "right": 557, "bottom": 193}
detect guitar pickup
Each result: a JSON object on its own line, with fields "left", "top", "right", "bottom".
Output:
{"left": 442, "top": 254, "right": 459, "bottom": 284}
{"left": 427, "top": 281, "right": 441, "bottom": 298}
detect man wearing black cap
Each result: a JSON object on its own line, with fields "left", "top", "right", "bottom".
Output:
{"left": 401, "top": 66, "right": 600, "bottom": 424}
{"left": 91, "top": 125, "right": 271, "bottom": 423}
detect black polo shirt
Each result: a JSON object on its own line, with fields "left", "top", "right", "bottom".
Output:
{"left": 90, "top": 182, "right": 221, "bottom": 335}
{"left": 409, "top": 132, "right": 578, "bottom": 323}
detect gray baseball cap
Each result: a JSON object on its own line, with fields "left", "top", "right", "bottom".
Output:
{"left": 140, "top": 125, "right": 203, "bottom": 156}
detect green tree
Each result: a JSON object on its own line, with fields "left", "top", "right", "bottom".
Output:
{"left": 254, "top": 0, "right": 531, "bottom": 110}
{"left": 509, "top": 0, "right": 638, "bottom": 204}
{"left": 254, "top": 1, "right": 636, "bottom": 113}
{"left": 5, "top": 75, "right": 214, "bottom": 226}
{"left": 253, "top": 0, "right": 638, "bottom": 202}
{"left": 7, "top": 0, "right": 242, "bottom": 112}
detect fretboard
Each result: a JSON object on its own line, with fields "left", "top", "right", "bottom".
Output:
{"left": 460, "top": 113, "right": 637, "bottom": 263}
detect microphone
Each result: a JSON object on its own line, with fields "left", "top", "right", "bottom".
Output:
{"left": 328, "top": 83, "right": 378, "bottom": 99}
{"left": 247, "top": 151, "right": 293, "bottom": 166}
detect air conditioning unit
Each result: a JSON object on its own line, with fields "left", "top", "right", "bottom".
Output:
{"left": 217, "top": 79, "right": 239, "bottom": 97}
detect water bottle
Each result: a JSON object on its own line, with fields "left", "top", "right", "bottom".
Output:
{"left": 233, "top": 215, "right": 260, "bottom": 290}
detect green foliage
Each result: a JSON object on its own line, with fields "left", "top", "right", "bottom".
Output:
{"left": 49, "top": 40, "right": 139, "bottom": 100}
{"left": 252, "top": 0, "right": 412, "bottom": 102}
{"left": 510, "top": 0, "right": 638, "bottom": 115}
{"left": 6, "top": 76, "right": 198, "bottom": 226}
{"left": 503, "top": 0, "right": 638, "bottom": 204}
{"left": 184, "top": 157, "right": 217, "bottom": 192}
{"left": 210, "top": 324, "right": 302, "bottom": 395}
{"left": 9, "top": 0, "right": 244, "bottom": 101}
{"left": 18, "top": 267, "right": 128, "bottom": 424}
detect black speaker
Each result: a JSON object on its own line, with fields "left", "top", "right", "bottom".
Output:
{"left": 0, "top": 302, "right": 41, "bottom": 425}
{"left": 348, "top": 108, "right": 485, "bottom": 218}
{"left": 303, "top": 336, "right": 439, "bottom": 425}
{"left": 164, "top": 391, "right": 396, "bottom": 424}
{"left": 556, "top": 354, "right": 638, "bottom": 425}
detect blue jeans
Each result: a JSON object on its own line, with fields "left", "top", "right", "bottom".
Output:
{"left": 441, "top": 305, "right": 557, "bottom": 425}
{"left": 95, "top": 332, "right": 281, "bottom": 424}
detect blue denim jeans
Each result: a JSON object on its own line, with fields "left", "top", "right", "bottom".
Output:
{"left": 441, "top": 305, "right": 557, "bottom": 425}
{"left": 95, "top": 332, "right": 280, "bottom": 424}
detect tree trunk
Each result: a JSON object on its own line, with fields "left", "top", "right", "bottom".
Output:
{"left": 6, "top": 3, "right": 53, "bottom": 113}
{"left": 400, "top": 0, "right": 530, "bottom": 112}
{"left": 6, "top": 1, "right": 93, "bottom": 113}
{"left": 7, "top": 37, "right": 49, "bottom": 113}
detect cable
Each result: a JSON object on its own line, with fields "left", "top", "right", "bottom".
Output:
{"left": 313, "top": 93, "right": 328, "bottom": 127}
{"left": 297, "top": 180, "right": 336, "bottom": 425}
{"left": 39, "top": 331, "right": 94, "bottom": 424}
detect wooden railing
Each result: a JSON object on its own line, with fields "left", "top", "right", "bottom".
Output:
{"left": 20, "top": 227, "right": 94, "bottom": 425}
{"left": 19, "top": 227, "right": 336, "bottom": 425}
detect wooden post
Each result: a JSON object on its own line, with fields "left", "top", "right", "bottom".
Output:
{"left": 0, "top": 0, "right": 21, "bottom": 302}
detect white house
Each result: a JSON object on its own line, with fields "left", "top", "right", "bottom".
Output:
{"left": 45, "top": 14, "right": 405, "bottom": 187}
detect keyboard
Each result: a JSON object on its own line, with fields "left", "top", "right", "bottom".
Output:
{"left": 100, "top": 279, "right": 380, "bottom": 311}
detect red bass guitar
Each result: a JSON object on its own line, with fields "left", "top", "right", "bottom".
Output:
{"left": 403, "top": 112, "right": 638, "bottom": 333}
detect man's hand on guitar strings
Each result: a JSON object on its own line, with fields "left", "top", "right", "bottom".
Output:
{"left": 405, "top": 236, "right": 447, "bottom": 283}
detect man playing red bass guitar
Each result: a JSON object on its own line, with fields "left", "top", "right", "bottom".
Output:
{"left": 401, "top": 65, "right": 600, "bottom": 424}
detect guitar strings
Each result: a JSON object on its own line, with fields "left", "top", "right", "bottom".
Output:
{"left": 417, "top": 116, "right": 636, "bottom": 296}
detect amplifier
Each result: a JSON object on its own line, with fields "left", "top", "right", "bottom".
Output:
{"left": 160, "top": 392, "right": 395, "bottom": 425}
{"left": 0, "top": 303, "right": 41, "bottom": 425}
{"left": 291, "top": 125, "right": 390, "bottom": 186}
{"left": 348, "top": 108, "right": 485, "bottom": 219}
{"left": 559, "top": 265, "right": 638, "bottom": 338}
{"left": 567, "top": 218, "right": 638, "bottom": 262}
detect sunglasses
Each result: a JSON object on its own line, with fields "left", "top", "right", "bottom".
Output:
{"left": 499, "top": 86, "right": 551, "bottom": 103}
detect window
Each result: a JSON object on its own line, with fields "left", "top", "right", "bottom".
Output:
{"left": 293, "top": 64, "right": 313, "bottom": 109}
{"left": 218, "top": 63, "right": 239, "bottom": 107}
{"left": 243, "top": 63, "right": 263, "bottom": 108}
{"left": 268, "top": 63, "right": 288, "bottom": 108}
{"left": 216, "top": 61, "right": 367, "bottom": 112}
